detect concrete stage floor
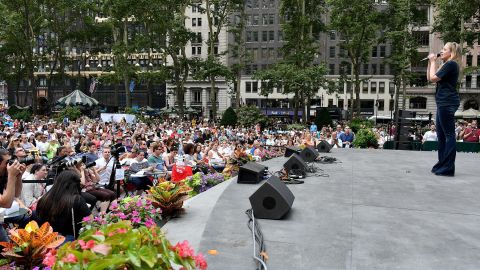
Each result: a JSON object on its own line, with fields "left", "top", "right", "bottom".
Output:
{"left": 163, "top": 149, "right": 480, "bottom": 270}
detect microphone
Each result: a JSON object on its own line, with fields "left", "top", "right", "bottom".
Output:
{"left": 421, "top": 53, "right": 441, "bottom": 61}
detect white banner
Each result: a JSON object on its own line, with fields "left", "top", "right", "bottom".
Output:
{"left": 100, "top": 113, "right": 137, "bottom": 124}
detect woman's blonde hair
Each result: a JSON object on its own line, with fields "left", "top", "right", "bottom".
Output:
{"left": 444, "top": 42, "right": 463, "bottom": 67}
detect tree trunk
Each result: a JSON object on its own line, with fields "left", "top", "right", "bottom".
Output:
{"left": 123, "top": 20, "right": 132, "bottom": 108}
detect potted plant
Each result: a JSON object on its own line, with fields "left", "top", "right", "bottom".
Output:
{"left": 48, "top": 221, "right": 207, "bottom": 270}
{"left": 0, "top": 221, "right": 65, "bottom": 269}
{"left": 146, "top": 179, "right": 192, "bottom": 218}
{"left": 81, "top": 196, "right": 162, "bottom": 231}
{"left": 185, "top": 172, "right": 226, "bottom": 197}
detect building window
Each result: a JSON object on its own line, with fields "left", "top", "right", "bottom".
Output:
{"left": 269, "top": 30, "right": 275, "bottom": 41}
{"left": 389, "top": 82, "right": 395, "bottom": 94}
{"left": 252, "top": 0, "right": 259, "bottom": 8}
{"left": 467, "top": 55, "right": 473, "bottom": 66}
{"left": 363, "top": 64, "right": 369, "bottom": 75}
{"left": 252, "top": 81, "right": 258, "bottom": 92}
{"left": 262, "top": 14, "right": 268, "bottom": 25}
{"left": 477, "top": 76, "right": 480, "bottom": 88}
{"left": 371, "top": 81, "right": 377, "bottom": 93}
{"left": 379, "top": 46, "right": 386, "bottom": 57}
{"left": 379, "top": 82, "right": 385, "bottom": 93}
{"left": 409, "top": 96, "right": 427, "bottom": 109}
{"left": 329, "top": 47, "right": 335, "bottom": 58}
{"left": 372, "top": 46, "right": 378, "bottom": 57}
{"left": 192, "top": 18, "right": 196, "bottom": 27}
{"left": 192, "top": 90, "right": 201, "bottom": 103}
{"left": 371, "top": 64, "right": 377, "bottom": 75}
{"left": 262, "top": 31, "right": 268, "bottom": 42}
{"left": 466, "top": 75, "right": 472, "bottom": 88}
{"left": 246, "top": 31, "right": 252, "bottom": 42}
{"left": 362, "top": 82, "right": 369, "bottom": 93}
{"left": 378, "top": 99, "right": 385, "bottom": 111}
{"left": 261, "top": 48, "right": 268, "bottom": 59}
{"left": 268, "top": 48, "right": 275, "bottom": 59}
{"left": 413, "top": 31, "right": 429, "bottom": 46}
{"left": 379, "top": 64, "right": 385, "bottom": 75}
{"left": 192, "top": 46, "right": 202, "bottom": 55}
{"left": 269, "top": 14, "right": 275, "bottom": 24}
{"left": 338, "top": 99, "right": 344, "bottom": 109}
{"left": 246, "top": 82, "right": 251, "bottom": 93}
{"left": 214, "top": 46, "right": 219, "bottom": 55}
{"left": 192, "top": 5, "right": 197, "bottom": 13}
{"left": 278, "top": 30, "right": 283, "bottom": 41}
{"left": 329, "top": 64, "right": 335, "bottom": 75}
{"left": 253, "top": 31, "right": 258, "bottom": 41}
{"left": 329, "top": 31, "right": 335, "bottom": 40}
{"left": 253, "top": 15, "right": 259, "bottom": 25}
{"left": 325, "top": 99, "right": 331, "bottom": 107}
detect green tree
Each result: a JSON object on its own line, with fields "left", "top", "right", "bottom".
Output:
{"left": 327, "top": 0, "right": 382, "bottom": 118}
{"left": 279, "top": 0, "right": 326, "bottom": 122}
{"left": 0, "top": 0, "right": 43, "bottom": 113}
{"left": 202, "top": 0, "right": 243, "bottom": 121}
{"left": 220, "top": 107, "right": 237, "bottom": 127}
{"left": 237, "top": 105, "right": 268, "bottom": 127}
{"left": 384, "top": 0, "right": 425, "bottom": 115}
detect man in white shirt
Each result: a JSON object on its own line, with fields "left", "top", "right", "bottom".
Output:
{"left": 95, "top": 146, "right": 115, "bottom": 187}
{"left": 35, "top": 133, "right": 49, "bottom": 156}
{"left": 422, "top": 124, "right": 438, "bottom": 142}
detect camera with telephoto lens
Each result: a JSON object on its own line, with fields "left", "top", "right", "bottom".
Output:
{"left": 85, "top": 161, "right": 96, "bottom": 169}
{"left": 8, "top": 156, "right": 36, "bottom": 166}
{"left": 59, "top": 155, "right": 87, "bottom": 168}
{"left": 110, "top": 143, "right": 126, "bottom": 158}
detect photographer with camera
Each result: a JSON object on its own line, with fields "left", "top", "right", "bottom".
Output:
{"left": 94, "top": 146, "right": 115, "bottom": 189}
{"left": 0, "top": 149, "right": 26, "bottom": 241}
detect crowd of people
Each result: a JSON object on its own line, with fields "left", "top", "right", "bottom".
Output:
{"left": 0, "top": 113, "right": 478, "bottom": 243}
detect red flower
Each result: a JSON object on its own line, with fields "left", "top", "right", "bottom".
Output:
{"left": 195, "top": 253, "right": 208, "bottom": 270}
{"left": 62, "top": 253, "right": 78, "bottom": 263}
{"left": 171, "top": 240, "right": 195, "bottom": 258}
{"left": 78, "top": 239, "right": 96, "bottom": 250}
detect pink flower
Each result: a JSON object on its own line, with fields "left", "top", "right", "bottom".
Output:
{"left": 150, "top": 209, "right": 157, "bottom": 215}
{"left": 195, "top": 253, "right": 208, "bottom": 270}
{"left": 132, "top": 210, "right": 139, "bottom": 217}
{"left": 136, "top": 200, "right": 143, "bottom": 207}
{"left": 110, "top": 201, "right": 118, "bottom": 209}
{"left": 94, "top": 230, "right": 103, "bottom": 236}
{"left": 145, "top": 218, "right": 155, "bottom": 228}
{"left": 43, "top": 249, "right": 57, "bottom": 267}
{"left": 62, "top": 253, "right": 78, "bottom": 263}
{"left": 78, "top": 239, "right": 96, "bottom": 250}
{"left": 117, "top": 228, "right": 128, "bottom": 234}
{"left": 82, "top": 216, "right": 91, "bottom": 222}
{"left": 171, "top": 240, "right": 195, "bottom": 258}
{"left": 118, "top": 213, "right": 127, "bottom": 220}
{"left": 92, "top": 244, "right": 111, "bottom": 256}
{"left": 131, "top": 217, "right": 141, "bottom": 223}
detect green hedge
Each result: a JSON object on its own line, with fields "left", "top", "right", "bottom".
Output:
{"left": 353, "top": 129, "right": 378, "bottom": 148}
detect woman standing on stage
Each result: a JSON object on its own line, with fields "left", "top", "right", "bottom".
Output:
{"left": 427, "top": 42, "right": 462, "bottom": 176}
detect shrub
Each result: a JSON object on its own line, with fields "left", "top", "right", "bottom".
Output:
{"left": 314, "top": 107, "right": 333, "bottom": 129}
{"left": 220, "top": 107, "right": 237, "bottom": 127}
{"left": 236, "top": 106, "right": 268, "bottom": 127}
{"left": 353, "top": 129, "right": 378, "bottom": 149}
{"left": 147, "top": 179, "right": 192, "bottom": 218}
{"left": 56, "top": 106, "right": 82, "bottom": 122}
{"left": 11, "top": 110, "right": 32, "bottom": 121}
{"left": 349, "top": 118, "right": 374, "bottom": 134}
{"left": 286, "top": 123, "right": 306, "bottom": 131}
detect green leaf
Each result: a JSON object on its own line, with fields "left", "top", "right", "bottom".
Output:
{"left": 127, "top": 250, "right": 141, "bottom": 267}
{"left": 138, "top": 246, "right": 157, "bottom": 268}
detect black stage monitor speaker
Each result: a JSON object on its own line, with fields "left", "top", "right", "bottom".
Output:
{"left": 317, "top": 140, "right": 332, "bottom": 153}
{"left": 249, "top": 175, "right": 295, "bottom": 219}
{"left": 237, "top": 162, "right": 267, "bottom": 184}
{"left": 283, "top": 153, "right": 307, "bottom": 172}
{"left": 300, "top": 147, "right": 319, "bottom": 162}
{"left": 284, "top": 146, "right": 301, "bottom": 157}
